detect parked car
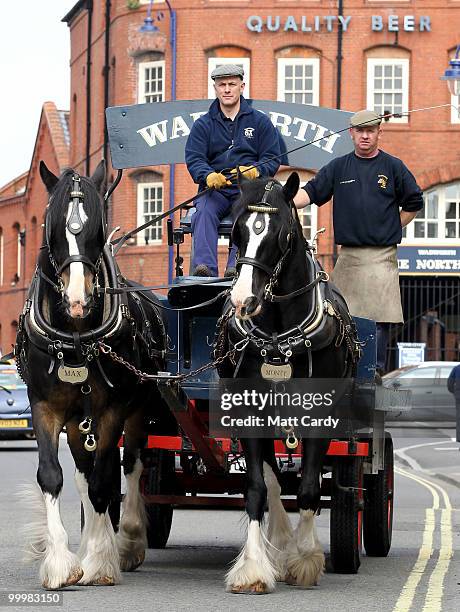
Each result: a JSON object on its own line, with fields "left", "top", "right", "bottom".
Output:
{"left": 383, "top": 361, "right": 457, "bottom": 423}
{"left": 0, "top": 364, "right": 34, "bottom": 439}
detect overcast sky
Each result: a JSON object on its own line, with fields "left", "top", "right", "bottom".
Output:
{"left": 0, "top": 1, "right": 77, "bottom": 187}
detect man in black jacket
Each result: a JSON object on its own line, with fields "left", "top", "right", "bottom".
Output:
{"left": 294, "top": 110, "right": 423, "bottom": 373}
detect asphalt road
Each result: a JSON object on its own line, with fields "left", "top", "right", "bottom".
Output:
{"left": 0, "top": 429, "right": 459, "bottom": 612}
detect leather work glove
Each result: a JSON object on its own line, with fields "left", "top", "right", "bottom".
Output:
{"left": 230, "top": 165, "right": 259, "bottom": 180}
{"left": 206, "top": 172, "right": 231, "bottom": 189}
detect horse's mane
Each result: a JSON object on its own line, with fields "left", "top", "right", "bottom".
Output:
{"left": 47, "top": 168, "right": 104, "bottom": 240}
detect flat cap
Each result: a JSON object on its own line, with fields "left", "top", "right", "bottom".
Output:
{"left": 211, "top": 64, "right": 244, "bottom": 80}
{"left": 350, "top": 109, "right": 382, "bottom": 127}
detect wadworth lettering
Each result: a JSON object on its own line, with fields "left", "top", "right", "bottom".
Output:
{"left": 136, "top": 111, "right": 341, "bottom": 154}
{"left": 246, "top": 14, "right": 431, "bottom": 33}
{"left": 106, "top": 100, "right": 354, "bottom": 170}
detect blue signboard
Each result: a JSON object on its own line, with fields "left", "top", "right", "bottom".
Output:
{"left": 397, "top": 245, "right": 460, "bottom": 275}
{"left": 106, "top": 100, "right": 353, "bottom": 170}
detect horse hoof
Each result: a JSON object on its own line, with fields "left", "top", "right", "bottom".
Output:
{"left": 120, "top": 551, "right": 145, "bottom": 572}
{"left": 230, "top": 581, "right": 269, "bottom": 594}
{"left": 64, "top": 567, "right": 84, "bottom": 586}
{"left": 91, "top": 576, "right": 115, "bottom": 586}
{"left": 42, "top": 567, "right": 84, "bottom": 590}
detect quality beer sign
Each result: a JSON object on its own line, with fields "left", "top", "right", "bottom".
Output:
{"left": 106, "top": 100, "right": 353, "bottom": 171}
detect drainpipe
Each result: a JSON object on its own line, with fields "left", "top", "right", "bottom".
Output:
{"left": 333, "top": 0, "right": 344, "bottom": 265}
{"left": 167, "top": 5, "right": 177, "bottom": 284}
{"left": 103, "top": 0, "right": 112, "bottom": 215}
{"left": 85, "top": 0, "right": 93, "bottom": 176}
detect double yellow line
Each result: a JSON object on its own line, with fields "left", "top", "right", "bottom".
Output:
{"left": 393, "top": 467, "right": 453, "bottom": 612}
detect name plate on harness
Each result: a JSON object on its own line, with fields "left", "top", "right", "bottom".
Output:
{"left": 57, "top": 365, "right": 89, "bottom": 384}
{"left": 261, "top": 362, "right": 292, "bottom": 381}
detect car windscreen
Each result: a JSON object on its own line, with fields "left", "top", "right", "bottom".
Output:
{"left": 0, "top": 369, "right": 27, "bottom": 390}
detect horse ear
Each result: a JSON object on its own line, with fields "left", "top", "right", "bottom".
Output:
{"left": 90, "top": 160, "right": 106, "bottom": 192}
{"left": 282, "top": 172, "right": 300, "bottom": 203}
{"left": 39, "top": 161, "right": 59, "bottom": 193}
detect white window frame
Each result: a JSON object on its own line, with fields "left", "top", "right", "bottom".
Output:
{"left": 367, "top": 58, "right": 409, "bottom": 123}
{"left": 402, "top": 181, "right": 460, "bottom": 244}
{"left": 138, "top": 60, "right": 165, "bottom": 104}
{"left": 300, "top": 206, "right": 318, "bottom": 243}
{"left": 277, "top": 58, "right": 320, "bottom": 106}
{"left": 207, "top": 57, "right": 250, "bottom": 98}
{"left": 137, "top": 182, "right": 164, "bottom": 245}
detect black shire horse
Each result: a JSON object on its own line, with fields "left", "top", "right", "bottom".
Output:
{"left": 16, "top": 162, "right": 166, "bottom": 589}
{"left": 216, "top": 173, "right": 361, "bottom": 594}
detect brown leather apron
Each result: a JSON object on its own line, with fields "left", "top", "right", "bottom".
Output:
{"left": 331, "top": 245, "right": 403, "bottom": 323}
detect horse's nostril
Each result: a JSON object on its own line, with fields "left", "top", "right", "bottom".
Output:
{"left": 244, "top": 296, "right": 259, "bottom": 316}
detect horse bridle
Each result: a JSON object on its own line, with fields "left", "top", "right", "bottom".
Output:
{"left": 235, "top": 180, "right": 293, "bottom": 277}
{"left": 43, "top": 174, "right": 104, "bottom": 295}
{"left": 234, "top": 180, "right": 328, "bottom": 302}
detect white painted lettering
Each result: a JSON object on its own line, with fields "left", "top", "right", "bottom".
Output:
{"left": 371, "top": 15, "right": 383, "bottom": 31}
{"left": 292, "top": 118, "right": 317, "bottom": 142}
{"left": 247, "top": 15, "right": 263, "bottom": 32}
{"left": 269, "top": 112, "right": 292, "bottom": 137}
{"left": 404, "top": 15, "right": 415, "bottom": 32}
{"left": 301, "top": 15, "right": 312, "bottom": 32}
{"left": 267, "top": 15, "right": 280, "bottom": 32}
{"left": 321, "top": 132, "right": 341, "bottom": 154}
{"left": 324, "top": 16, "right": 336, "bottom": 32}
{"left": 419, "top": 16, "right": 431, "bottom": 31}
{"left": 388, "top": 15, "right": 399, "bottom": 32}
{"left": 284, "top": 15, "right": 298, "bottom": 32}
{"left": 137, "top": 120, "right": 168, "bottom": 147}
{"left": 338, "top": 15, "right": 352, "bottom": 31}
{"left": 170, "top": 115, "right": 190, "bottom": 140}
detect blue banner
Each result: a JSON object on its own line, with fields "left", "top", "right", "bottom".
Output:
{"left": 397, "top": 245, "right": 460, "bottom": 275}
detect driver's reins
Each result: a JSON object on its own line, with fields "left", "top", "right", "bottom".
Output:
{"left": 235, "top": 180, "right": 327, "bottom": 303}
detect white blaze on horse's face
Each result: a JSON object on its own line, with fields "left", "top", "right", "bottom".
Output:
{"left": 231, "top": 212, "right": 269, "bottom": 319}
{"left": 65, "top": 202, "right": 88, "bottom": 318}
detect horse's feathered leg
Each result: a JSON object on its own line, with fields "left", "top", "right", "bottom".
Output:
{"left": 116, "top": 408, "right": 148, "bottom": 572}
{"left": 226, "top": 439, "right": 277, "bottom": 594}
{"left": 25, "top": 401, "right": 83, "bottom": 589}
{"left": 65, "top": 418, "right": 95, "bottom": 563}
{"left": 284, "top": 437, "right": 329, "bottom": 587}
{"left": 263, "top": 460, "right": 293, "bottom": 580}
{"left": 77, "top": 408, "right": 123, "bottom": 586}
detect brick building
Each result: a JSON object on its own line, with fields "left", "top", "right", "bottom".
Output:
{"left": 1, "top": 0, "right": 459, "bottom": 365}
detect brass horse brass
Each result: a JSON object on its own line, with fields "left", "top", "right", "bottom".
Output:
{"left": 260, "top": 362, "right": 292, "bottom": 381}
{"left": 57, "top": 365, "right": 89, "bottom": 384}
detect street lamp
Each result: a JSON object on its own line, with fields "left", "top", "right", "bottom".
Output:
{"left": 441, "top": 45, "right": 460, "bottom": 96}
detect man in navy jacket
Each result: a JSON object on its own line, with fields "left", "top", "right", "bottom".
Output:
{"left": 185, "top": 64, "right": 281, "bottom": 277}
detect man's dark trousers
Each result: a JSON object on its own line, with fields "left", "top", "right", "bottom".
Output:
{"left": 191, "top": 189, "right": 239, "bottom": 276}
